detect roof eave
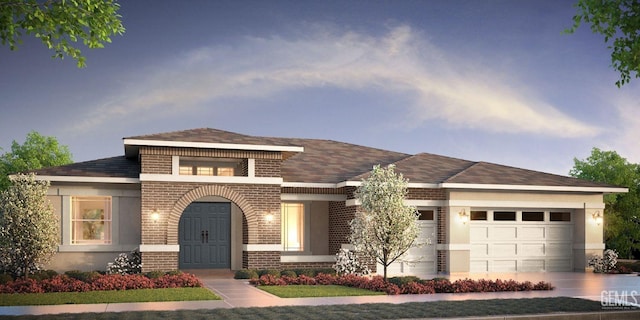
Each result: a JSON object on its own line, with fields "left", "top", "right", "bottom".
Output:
{"left": 440, "top": 183, "right": 628, "bottom": 193}
{"left": 123, "top": 138, "right": 304, "bottom": 157}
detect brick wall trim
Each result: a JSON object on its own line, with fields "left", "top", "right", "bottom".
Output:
{"left": 166, "top": 184, "right": 257, "bottom": 244}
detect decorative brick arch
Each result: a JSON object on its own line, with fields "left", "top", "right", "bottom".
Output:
{"left": 166, "top": 185, "right": 257, "bottom": 245}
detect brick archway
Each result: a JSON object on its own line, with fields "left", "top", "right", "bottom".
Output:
{"left": 166, "top": 185, "right": 257, "bottom": 245}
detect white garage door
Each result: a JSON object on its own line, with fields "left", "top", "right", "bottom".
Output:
{"left": 470, "top": 210, "right": 573, "bottom": 273}
{"left": 384, "top": 210, "right": 436, "bottom": 277}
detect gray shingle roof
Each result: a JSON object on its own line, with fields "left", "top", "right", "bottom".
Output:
{"left": 32, "top": 156, "right": 139, "bottom": 178}
{"left": 30, "top": 128, "right": 623, "bottom": 189}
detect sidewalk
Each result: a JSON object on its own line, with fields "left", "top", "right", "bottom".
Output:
{"left": 1, "top": 271, "right": 639, "bottom": 316}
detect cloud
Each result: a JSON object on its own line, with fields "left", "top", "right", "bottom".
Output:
{"left": 71, "top": 24, "right": 599, "bottom": 138}
{"left": 608, "top": 91, "right": 640, "bottom": 164}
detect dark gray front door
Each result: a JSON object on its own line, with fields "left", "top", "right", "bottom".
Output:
{"left": 179, "top": 202, "right": 231, "bottom": 269}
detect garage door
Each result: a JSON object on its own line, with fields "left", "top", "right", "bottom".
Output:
{"left": 384, "top": 210, "right": 436, "bottom": 277}
{"left": 470, "top": 210, "right": 573, "bottom": 272}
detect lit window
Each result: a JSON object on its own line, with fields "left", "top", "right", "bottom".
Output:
{"left": 179, "top": 166, "right": 193, "bottom": 175}
{"left": 217, "top": 167, "right": 234, "bottom": 176}
{"left": 196, "top": 166, "right": 214, "bottom": 176}
{"left": 281, "top": 203, "right": 304, "bottom": 251}
{"left": 71, "top": 196, "right": 112, "bottom": 244}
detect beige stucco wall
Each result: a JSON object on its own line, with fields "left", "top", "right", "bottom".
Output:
{"left": 46, "top": 183, "right": 141, "bottom": 272}
{"left": 448, "top": 190, "right": 603, "bottom": 204}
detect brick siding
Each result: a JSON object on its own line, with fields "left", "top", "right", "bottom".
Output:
{"left": 328, "top": 201, "right": 356, "bottom": 254}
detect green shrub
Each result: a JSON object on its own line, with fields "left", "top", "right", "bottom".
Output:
{"left": 258, "top": 269, "right": 281, "bottom": 277}
{"left": 64, "top": 270, "right": 101, "bottom": 282}
{"left": 315, "top": 268, "right": 337, "bottom": 276}
{"left": 167, "top": 270, "right": 182, "bottom": 276}
{"left": 144, "top": 271, "right": 166, "bottom": 279}
{"left": 389, "top": 276, "right": 421, "bottom": 287}
{"left": 30, "top": 269, "right": 58, "bottom": 281}
{"left": 294, "top": 269, "right": 315, "bottom": 277}
{"left": 234, "top": 269, "right": 259, "bottom": 279}
{"left": 280, "top": 270, "right": 297, "bottom": 277}
{"left": 0, "top": 273, "right": 13, "bottom": 284}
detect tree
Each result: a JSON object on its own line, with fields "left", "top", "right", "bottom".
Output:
{"left": 567, "top": 0, "right": 640, "bottom": 87}
{"left": 0, "top": 0, "right": 125, "bottom": 67}
{"left": 349, "top": 164, "right": 421, "bottom": 281}
{"left": 570, "top": 147, "right": 640, "bottom": 258}
{"left": 0, "top": 131, "right": 73, "bottom": 191}
{"left": 0, "top": 173, "right": 59, "bottom": 278}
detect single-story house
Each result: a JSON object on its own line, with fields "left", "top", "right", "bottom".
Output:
{"left": 32, "top": 128, "right": 627, "bottom": 275}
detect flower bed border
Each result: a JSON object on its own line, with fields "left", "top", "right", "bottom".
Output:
{"left": 0, "top": 273, "right": 202, "bottom": 294}
{"left": 250, "top": 274, "right": 554, "bottom": 295}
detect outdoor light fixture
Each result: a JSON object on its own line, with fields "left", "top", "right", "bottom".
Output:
{"left": 592, "top": 211, "right": 603, "bottom": 225}
{"left": 265, "top": 213, "right": 274, "bottom": 223}
{"left": 151, "top": 209, "right": 160, "bottom": 222}
{"left": 458, "top": 209, "right": 469, "bottom": 224}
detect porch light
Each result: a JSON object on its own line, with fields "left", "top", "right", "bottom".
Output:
{"left": 592, "top": 211, "right": 603, "bottom": 225}
{"left": 265, "top": 213, "right": 274, "bottom": 223}
{"left": 150, "top": 209, "right": 160, "bottom": 222}
{"left": 458, "top": 209, "right": 469, "bottom": 224}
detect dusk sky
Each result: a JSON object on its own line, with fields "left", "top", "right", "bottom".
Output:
{"left": 1, "top": 0, "right": 639, "bottom": 176}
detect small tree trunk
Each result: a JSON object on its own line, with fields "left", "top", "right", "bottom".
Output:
{"left": 383, "top": 264, "right": 388, "bottom": 282}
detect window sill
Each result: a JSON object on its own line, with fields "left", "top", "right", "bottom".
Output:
{"left": 58, "top": 244, "right": 138, "bottom": 252}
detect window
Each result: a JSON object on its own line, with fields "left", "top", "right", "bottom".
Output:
{"left": 281, "top": 203, "right": 304, "bottom": 251}
{"left": 470, "top": 211, "right": 487, "bottom": 221}
{"left": 550, "top": 212, "right": 571, "bottom": 222}
{"left": 178, "top": 158, "right": 239, "bottom": 176}
{"left": 71, "top": 196, "right": 112, "bottom": 244}
{"left": 418, "top": 210, "right": 434, "bottom": 220}
{"left": 493, "top": 211, "right": 516, "bottom": 221}
{"left": 522, "top": 211, "right": 544, "bottom": 221}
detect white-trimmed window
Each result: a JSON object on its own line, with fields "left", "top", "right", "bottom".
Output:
{"left": 281, "top": 203, "right": 304, "bottom": 251}
{"left": 178, "top": 157, "right": 238, "bottom": 176}
{"left": 71, "top": 196, "right": 112, "bottom": 244}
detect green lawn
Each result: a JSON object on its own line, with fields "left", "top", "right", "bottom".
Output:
{"left": 0, "top": 287, "right": 219, "bottom": 306}
{"left": 258, "top": 285, "right": 386, "bottom": 298}
{"left": 2, "top": 297, "right": 628, "bottom": 320}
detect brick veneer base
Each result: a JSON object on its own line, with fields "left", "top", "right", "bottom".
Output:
{"left": 141, "top": 252, "right": 179, "bottom": 272}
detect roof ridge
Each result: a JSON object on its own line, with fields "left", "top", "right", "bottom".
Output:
{"left": 443, "top": 161, "right": 481, "bottom": 182}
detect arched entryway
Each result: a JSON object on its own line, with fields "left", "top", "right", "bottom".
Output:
{"left": 179, "top": 202, "right": 231, "bottom": 269}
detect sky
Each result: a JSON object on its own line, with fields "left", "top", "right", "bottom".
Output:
{"left": 1, "top": 0, "right": 639, "bottom": 177}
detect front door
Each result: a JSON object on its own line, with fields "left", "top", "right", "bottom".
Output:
{"left": 179, "top": 202, "right": 231, "bottom": 269}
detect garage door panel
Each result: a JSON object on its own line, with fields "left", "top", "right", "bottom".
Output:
{"left": 470, "top": 219, "right": 572, "bottom": 272}
{"left": 547, "top": 243, "right": 572, "bottom": 256}
{"left": 520, "top": 243, "right": 545, "bottom": 256}
{"left": 492, "top": 227, "right": 517, "bottom": 240}
{"left": 470, "top": 260, "right": 488, "bottom": 272}
{"left": 471, "top": 244, "right": 489, "bottom": 257}
{"left": 470, "top": 227, "right": 488, "bottom": 240}
{"left": 387, "top": 221, "right": 436, "bottom": 277}
{"left": 520, "top": 227, "right": 545, "bottom": 240}
{"left": 493, "top": 260, "right": 517, "bottom": 272}
{"left": 492, "top": 243, "right": 517, "bottom": 257}
{"left": 520, "top": 260, "right": 545, "bottom": 272}
{"left": 548, "top": 227, "right": 572, "bottom": 240}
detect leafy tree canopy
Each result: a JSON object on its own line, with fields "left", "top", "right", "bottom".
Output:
{"left": 570, "top": 147, "right": 640, "bottom": 258}
{"left": 0, "top": 131, "right": 73, "bottom": 190}
{"left": 567, "top": 0, "right": 640, "bottom": 87}
{"left": 0, "top": 173, "right": 58, "bottom": 277}
{"left": 0, "top": 0, "right": 125, "bottom": 67}
{"left": 350, "top": 164, "right": 422, "bottom": 281}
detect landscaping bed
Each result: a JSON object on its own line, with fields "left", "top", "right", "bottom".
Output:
{"left": 0, "top": 270, "right": 203, "bottom": 294}
{"left": 249, "top": 273, "right": 554, "bottom": 295}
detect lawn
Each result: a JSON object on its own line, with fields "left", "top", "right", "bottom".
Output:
{"left": 2, "top": 297, "right": 627, "bottom": 320}
{"left": 0, "top": 287, "right": 219, "bottom": 306}
{"left": 258, "top": 285, "right": 386, "bottom": 298}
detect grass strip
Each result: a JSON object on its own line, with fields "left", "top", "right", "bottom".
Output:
{"left": 0, "top": 287, "right": 219, "bottom": 306}
{"left": 2, "top": 297, "right": 624, "bottom": 320}
{"left": 258, "top": 285, "right": 386, "bottom": 298}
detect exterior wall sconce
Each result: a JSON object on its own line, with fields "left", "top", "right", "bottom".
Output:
{"left": 265, "top": 213, "right": 274, "bottom": 223}
{"left": 150, "top": 208, "right": 160, "bottom": 222}
{"left": 592, "top": 211, "right": 603, "bottom": 225}
{"left": 458, "top": 209, "right": 469, "bottom": 224}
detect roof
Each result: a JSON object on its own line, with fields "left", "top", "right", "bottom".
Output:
{"left": 31, "top": 156, "right": 139, "bottom": 178}
{"left": 29, "top": 128, "right": 626, "bottom": 191}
